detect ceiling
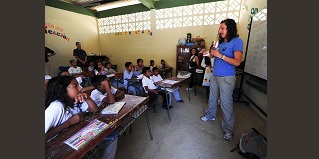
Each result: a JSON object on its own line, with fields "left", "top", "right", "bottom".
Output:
{"left": 59, "top": 0, "right": 155, "bottom": 12}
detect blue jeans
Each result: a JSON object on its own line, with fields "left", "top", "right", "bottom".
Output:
{"left": 205, "top": 75, "right": 236, "bottom": 135}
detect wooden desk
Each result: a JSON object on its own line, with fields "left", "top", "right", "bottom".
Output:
{"left": 45, "top": 95, "right": 151, "bottom": 159}
{"left": 159, "top": 67, "right": 173, "bottom": 78}
{"left": 155, "top": 77, "right": 190, "bottom": 121}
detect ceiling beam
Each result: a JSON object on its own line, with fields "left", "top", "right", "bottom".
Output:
{"left": 139, "top": 0, "right": 155, "bottom": 9}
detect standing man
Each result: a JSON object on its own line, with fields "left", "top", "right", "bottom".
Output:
{"left": 45, "top": 46, "right": 56, "bottom": 76}
{"left": 73, "top": 42, "right": 88, "bottom": 70}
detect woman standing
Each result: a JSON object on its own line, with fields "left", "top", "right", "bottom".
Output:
{"left": 200, "top": 19, "right": 243, "bottom": 141}
{"left": 186, "top": 48, "right": 200, "bottom": 90}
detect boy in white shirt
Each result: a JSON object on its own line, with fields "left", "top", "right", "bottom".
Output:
{"left": 90, "top": 75, "right": 125, "bottom": 106}
{"left": 152, "top": 67, "right": 184, "bottom": 106}
{"left": 68, "top": 60, "right": 84, "bottom": 77}
{"left": 89, "top": 75, "right": 125, "bottom": 159}
{"left": 142, "top": 67, "right": 172, "bottom": 109}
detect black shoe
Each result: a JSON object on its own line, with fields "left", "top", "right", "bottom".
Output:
{"left": 176, "top": 99, "right": 184, "bottom": 103}
{"left": 162, "top": 105, "right": 173, "bottom": 109}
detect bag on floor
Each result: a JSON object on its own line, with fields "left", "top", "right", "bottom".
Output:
{"left": 230, "top": 128, "right": 267, "bottom": 159}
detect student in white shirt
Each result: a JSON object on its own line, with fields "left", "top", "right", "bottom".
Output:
{"left": 45, "top": 76, "right": 98, "bottom": 142}
{"left": 90, "top": 75, "right": 125, "bottom": 107}
{"left": 152, "top": 67, "right": 184, "bottom": 106}
{"left": 142, "top": 67, "right": 171, "bottom": 109}
{"left": 68, "top": 60, "right": 84, "bottom": 77}
{"left": 105, "top": 62, "right": 116, "bottom": 74}
{"left": 89, "top": 75, "right": 124, "bottom": 159}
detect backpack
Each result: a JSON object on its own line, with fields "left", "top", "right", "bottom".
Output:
{"left": 230, "top": 128, "right": 267, "bottom": 159}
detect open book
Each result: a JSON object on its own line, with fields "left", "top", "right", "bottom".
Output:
{"left": 63, "top": 119, "right": 109, "bottom": 150}
{"left": 101, "top": 102, "right": 126, "bottom": 115}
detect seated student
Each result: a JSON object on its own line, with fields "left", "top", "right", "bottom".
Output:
{"left": 149, "top": 60, "right": 157, "bottom": 73}
{"left": 134, "top": 58, "right": 144, "bottom": 76}
{"left": 160, "top": 59, "right": 168, "bottom": 69}
{"left": 45, "top": 76, "right": 99, "bottom": 142}
{"left": 87, "top": 60, "right": 95, "bottom": 72}
{"left": 96, "top": 61, "right": 108, "bottom": 75}
{"left": 89, "top": 75, "right": 124, "bottom": 159}
{"left": 68, "top": 60, "right": 84, "bottom": 77}
{"left": 142, "top": 67, "right": 172, "bottom": 110}
{"left": 105, "top": 62, "right": 116, "bottom": 74}
{"left": 90, "top": 75, "right": 125, "bottom": 106}
{"left": 123, "top": 61, "right": 144, "bottom": 96}
{"left": 152, "top": 67, "right": 184, "bottom": 106}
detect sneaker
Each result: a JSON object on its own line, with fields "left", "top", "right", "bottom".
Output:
{"left": 186, "top": 87, "right": 193, "bottom": 91}
{"left": 223, "top": 133, "right": 233, "bottom": 141}
{"left": 200, "top": 116, "right": 216, "bottom": 121}
{"left": 176, "top": 99, "right": 184, "bottom": 103}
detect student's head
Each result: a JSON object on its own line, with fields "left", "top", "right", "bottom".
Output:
{"left": 191, "top": 48, "right": 198, "bottom": 56}
{"left": 125, "top": 62, "right": 134, "bottom": 71}
{"left": 137, "top": 58, "right": 143, "bottom": 66}
{"left": 45, "top": 76, "right": 80, "bottom": 109}
{"left": 97, "top": 61, "right": 104, "bottom": 69}
{"left": 75, "top": 42, "right": 81, "bottom": 48}
{"left": 105, "top": 62, "right": 112, "bottom": 68}
{"left": 150, "top": 60, "right": 154, "bottom": 65}
{"left": 161, "top": 59, "right": 165, "bottom": 64}
{"left": 142, "top": 67, "right": 151, "bottom": 77}
{"left": 218, "top": 18, "right": 238, "bottom": 42}
{"left": 58, "top": 71, "right": 70, "bottom": 76}
{"left": 69, "top": 60, "right": 77, "bottom": 67}
{"left": 152, "top": 67, "right": 159, "bottom": 76}
{"left": 91, "top": 75, "right": 111, "bottom": 94}
{"left": 89, "top": 61, "right": 95, "bottom": 66}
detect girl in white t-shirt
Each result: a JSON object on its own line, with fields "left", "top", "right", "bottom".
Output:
{"left": 45, "top": 76, "right": 98, "bottom": 142}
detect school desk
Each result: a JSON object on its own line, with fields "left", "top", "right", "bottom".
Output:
{"left": 45, "top": 94, "right": 151, "bottom": 159}
{"left": 155, "top": 76, "right": 190, "bottom": 121}
{"left": 159, "top": 67, "right": 173, "bottom": 78}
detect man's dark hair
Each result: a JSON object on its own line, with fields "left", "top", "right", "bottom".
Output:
{"left": 69, "top": 60, "right": 75, "bottom": 64}
{"left": 75, "top": 42, "right": 80, "bottom": 46}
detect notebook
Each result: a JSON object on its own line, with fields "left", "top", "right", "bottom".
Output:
{"left": 101, "top": 102, "right": 126, "bottom": 115}
{"left": 63, "top": 119, "right": 109, "bottom": 150}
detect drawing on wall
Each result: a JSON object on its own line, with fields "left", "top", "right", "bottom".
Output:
{"left": 244, "top": 6, "right": 267, "bottom": 80}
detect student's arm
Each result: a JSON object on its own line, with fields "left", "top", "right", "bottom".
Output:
{"left": 45, "top": 114, "right": 83, "bottom": 142}
{"left": 75, "top": 92, "right": 99, "bottom": 113}
{"left": 195, "top": 56, "right": 200, "bottom": 68}
{"left": 114, "top": 89, "right": 125, "bottom": 100}
{"left": 201, "top": 57, "right": 206, "bottom": 68}
{"left": 101, "top": 80, "right": 115, "bottom": 104}
{"left": 144, "top": 86, "right": 157, "bottom": 94}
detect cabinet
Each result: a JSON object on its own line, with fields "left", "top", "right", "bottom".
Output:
{"left": 176, "top": 45, "right": 205, "bottom": 75}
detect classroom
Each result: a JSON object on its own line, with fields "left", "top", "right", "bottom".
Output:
{"left": 45, "top": 0, "right": 267, "bottom": 158}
